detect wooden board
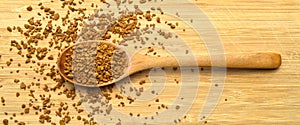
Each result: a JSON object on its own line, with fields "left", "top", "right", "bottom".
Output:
{"left": 0, "top": 0, "right": 299, "bottom": 124}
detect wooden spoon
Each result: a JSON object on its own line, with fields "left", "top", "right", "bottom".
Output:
{"left": 57, "top": 41, "right": 281, "bottom": 87}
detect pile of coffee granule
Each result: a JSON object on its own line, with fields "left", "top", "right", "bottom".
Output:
{"left": 64, "top": 42, "right": 128, "bottom": 85}
{"left": 0, "top": 0, "right": 192, "bottom": 124}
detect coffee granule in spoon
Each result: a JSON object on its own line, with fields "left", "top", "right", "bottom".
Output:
{"left": 64, "top": 42, "right": 128, "bottom": 85}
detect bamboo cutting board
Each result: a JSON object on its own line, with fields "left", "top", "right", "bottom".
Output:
{"left": 0, "top": 0, "right": 300, "bottom": 125}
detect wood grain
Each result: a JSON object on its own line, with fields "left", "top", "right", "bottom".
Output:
{"left": 0, "top": 0, "right": 299, "bottom": 125}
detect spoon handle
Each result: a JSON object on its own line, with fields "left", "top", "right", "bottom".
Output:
{"left": 147, "top": 52, "right": 281, "bottom": 69}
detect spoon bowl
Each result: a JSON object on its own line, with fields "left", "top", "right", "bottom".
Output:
{"left": 57, "top": 41, "right": 131, "bottom": 87}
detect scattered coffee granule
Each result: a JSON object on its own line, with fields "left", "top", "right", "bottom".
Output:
{"left": 18, "top": 122, "right": 26, "bottom": 125}
{"left": 7, "top": 26, "right": 12, "bottom": 32}
{"left": 43, "top": 7, "right": 51, "bottom": 12}
{"left": 16, "top": 92, "right": 20, "bottom": 97}
{"left": 53, "top": 13, "right": 60, "bottom": 20}
{"left": 176, "top": 105, "right": 180, "bottom": 110}
{"left": 139, "top": 80, "right": 146, "bottom": 85}
{"left": 1, "top": 97, "right": 5, "bottom": 105}
{"left": 39, "top": 115, "right": 45, "bottom": 123}
{"left": 174, "top": 79, "right": 179, "bottom": 84}
{"left": 170, "top": 24, "right": 176, "bottom": 29}
{"left": 3, "top": 119, "right": 9, "bottom": 125}
{"left": 77, "top": 116, "right": 81, "bottom": 120}
{"left": 6, "top": 61, "right": 11, "bottom": 66}
{"left": 27, "top": 6, "right": 33, "bottom": 11}
{"left": 147, "top": 47, "right": 154, "bottom": 53}
{"left": 24, "top": 108, "right": 30, "bottom": 114}
{"left": 157, "top": 7, "right": 163, "bottom": 14}
{"left": 105, "top": 14, "right": 138, "bottom": 38}
{"left": 21, "top": 104, "right": 26, "bottom": 108}
{"left": 14, "top": 79, "right": 20, "bottom": 83}
{"left": 25, "top": 59, "right": 30, "bottom": 64}
{"left": 33, "top": 105, "right": 39, "bottom": 110}
{"left": 145, "top": 11, "right": 152, "bottom": 21}
{"left": 47, "top": 55, "right": 54, "bottom": 60}
{"left": 20, "top": 82, "right": 26, "bottom": 90}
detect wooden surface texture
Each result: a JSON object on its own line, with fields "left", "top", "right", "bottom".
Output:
{"left": 0, "top": 0, "right": 299, "bottom": 124}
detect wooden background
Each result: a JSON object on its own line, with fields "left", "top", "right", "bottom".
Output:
{"left": 0, "top": 0, "right": 299, "bottom": 124}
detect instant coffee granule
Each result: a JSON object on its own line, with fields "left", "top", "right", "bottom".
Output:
{"left": 7, "top": 26, "right": 12, "bottom": 32}
{"left": 27, "top": 6, "right": 33, "bottom": 11}
{"left": 3, "top": 119, "right": 9, "bottom": 125}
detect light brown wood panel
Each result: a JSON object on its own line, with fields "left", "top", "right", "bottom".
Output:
{"left": 0, "top": 0, "right": 299, "bottom": 125}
